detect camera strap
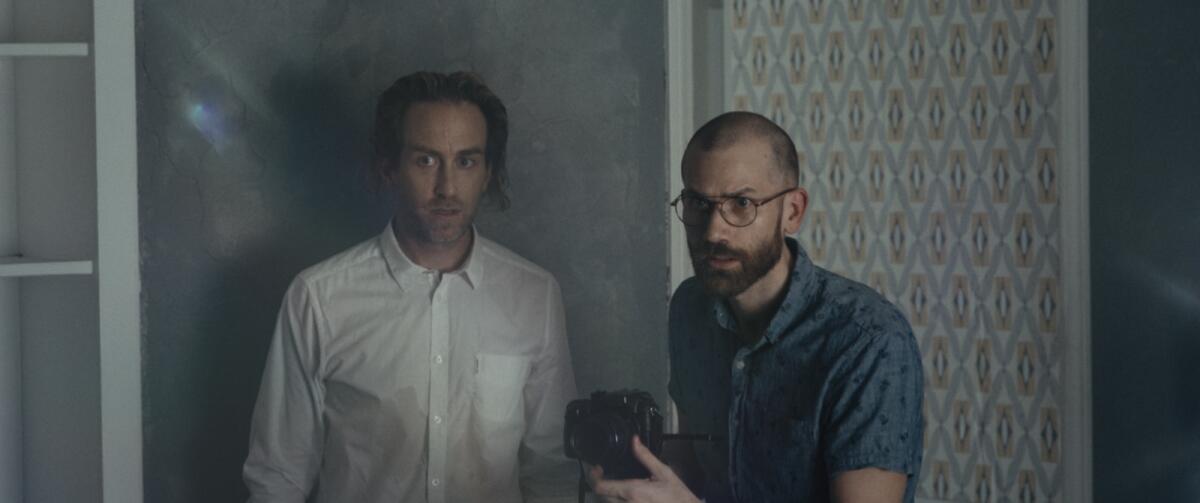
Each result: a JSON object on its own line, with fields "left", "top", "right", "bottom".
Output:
{"left": 577, "top": 460, "right": 589, "bottom": 503}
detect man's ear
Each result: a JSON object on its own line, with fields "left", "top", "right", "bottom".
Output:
{"left": 783, "top": 187, "right": 808, "bottom": 235}
{"left": 376, "top": 158, "right": 396, "bottom": 188}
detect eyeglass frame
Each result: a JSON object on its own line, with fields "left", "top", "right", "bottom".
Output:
{"left": 669, "top": 187, "right": 797, "bottom": 228}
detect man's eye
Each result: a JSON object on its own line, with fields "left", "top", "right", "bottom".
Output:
{"left": 415, "top": 155, "right": 437, "bottom": 167}
{"left": 685, "top": 196, "right": 711, "bottom": 211}
{"left": 733, "top": 197, "right": 753, "bottom": 209}
{"left": 457, "top": 157, "right": 477, "bottom": 168}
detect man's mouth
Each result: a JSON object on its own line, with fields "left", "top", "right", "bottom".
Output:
{"left": 429, "top": 207, "right": 462, "bottom": 217}
{"left": 703, "top": 253, "right": 741, "bottom": 269}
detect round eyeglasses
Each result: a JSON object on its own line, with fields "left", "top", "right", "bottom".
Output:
{"left": 670, "top": 188, "right": 795, "bottom": 228}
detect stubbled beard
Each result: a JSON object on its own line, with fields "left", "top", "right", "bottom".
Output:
{"left": 690, "top": 225, "right": 783, "bottom": 298}
{"left": 421, "top": 215, "right": 470, "bottom": 244}
{"left": 401, "top": 198, "right": 473, "bottom": 245}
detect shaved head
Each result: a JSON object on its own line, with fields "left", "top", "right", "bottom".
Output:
{"left": 683, "top": 111, "right": 799, "bottom": 186}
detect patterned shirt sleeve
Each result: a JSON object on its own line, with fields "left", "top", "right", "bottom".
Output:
{"left": 822, "top": 325, "right": 924, "bottom": 478}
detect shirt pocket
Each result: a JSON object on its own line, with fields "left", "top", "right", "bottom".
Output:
{"left": 473, "top": 353, "right": 532, "bottom": 424}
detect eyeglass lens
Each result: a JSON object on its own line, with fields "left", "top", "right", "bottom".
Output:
{"left": 676, "top": 195, "right": 756, "bottom": 227}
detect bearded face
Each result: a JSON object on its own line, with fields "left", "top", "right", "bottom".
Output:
{"left": 689, "top": 215, "right": 784, "bottom": 298}
{"left": 388, "top": 101, "right": 491, "bottom": 248}
{"left": 680, "top": 135, "right": 801, "bottom": 300}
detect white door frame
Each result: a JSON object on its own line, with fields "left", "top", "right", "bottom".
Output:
{"left": 666, "top": 0, "right": 694, "bottom": 296}
{"left": 96, "top": 0, "right": 144, "bottom": 501}
{"left": 665, "top": 0, "right": 694, "bottom": 434}
{"left": 1058, "top": 1, "right": 1093, "bottom": 501}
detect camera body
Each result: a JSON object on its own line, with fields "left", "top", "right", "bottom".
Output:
{"left": 563, "top": 389, "right": 664, "bottom": 480}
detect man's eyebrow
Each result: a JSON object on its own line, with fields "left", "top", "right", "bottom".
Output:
{"left": 403, "top": 143, "right": 440, "bottom": 155}
{"left": 402, "top": 144, "right": 485, "bottom": 157}
{"left": 720, "top": 187, "right": 755, "bottom": 198}
{"left": 687, "top": 187, "right": 756, "bottom": 199}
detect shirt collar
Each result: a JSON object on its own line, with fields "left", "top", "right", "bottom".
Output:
{"left": 379, "top": 221, "right": 485, "bottom": 292}
{"left": 711, "top": 237, "right": 817, "bottom": 346}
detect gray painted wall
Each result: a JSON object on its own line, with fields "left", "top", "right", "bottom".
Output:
{"left": 136, "top": 2, "right": 667, "bottom": 500}
{"left": 1090, "top": 2, "right": 1200, "bottom": 502}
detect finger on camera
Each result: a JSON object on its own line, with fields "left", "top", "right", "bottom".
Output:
{"left": 591, "top": 483, "right": 627, "bottom": 503}
{"left": 587, "top": 464, "right": 606, "bottom": 487}
{"left": 594, "top": 478, "right": 645, "bottom": 501}
{"left": 631, "top": 436, "right": 672, "bottom": 479}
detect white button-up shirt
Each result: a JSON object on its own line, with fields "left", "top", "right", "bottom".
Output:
{"left": 244, "top": 225, "right": 578, "bottom": 503}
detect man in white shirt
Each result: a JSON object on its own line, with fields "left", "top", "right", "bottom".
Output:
{"left": 243, "top": 71, "right": 578, "bottom": 503}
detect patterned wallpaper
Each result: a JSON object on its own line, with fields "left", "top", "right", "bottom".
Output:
{"left": 725, "top": 0, "right": 1062, "bottom": 501}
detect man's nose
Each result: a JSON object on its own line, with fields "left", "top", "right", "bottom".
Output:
{"left": 703, "top": 205, "right": 734, "bottom": 243}
{"left": 434, "top": 166, "right": 456, "bottom": 197}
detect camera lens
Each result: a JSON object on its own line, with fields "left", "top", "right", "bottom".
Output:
{"left": 569, "top": 411, "right": 631, "bottom": 467}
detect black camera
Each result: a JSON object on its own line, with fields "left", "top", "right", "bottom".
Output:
{"left": 563, "top": 389, "right": 664, "bottom": 480}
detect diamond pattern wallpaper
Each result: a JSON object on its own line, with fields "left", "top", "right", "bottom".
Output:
{"left": 725, "top": 0, "right": 1062, "bottom": 501}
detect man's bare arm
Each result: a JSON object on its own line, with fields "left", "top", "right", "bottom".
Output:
{"left": 831, "top": 467, "right": 907, "bottom": 503}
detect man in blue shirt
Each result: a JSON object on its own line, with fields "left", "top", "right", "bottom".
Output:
{"left": 591, "top": 112, "right": 923, "bottom": 502}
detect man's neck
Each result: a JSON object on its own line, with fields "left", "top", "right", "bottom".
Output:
{"left": 728, "top": 242, "right": 793, "bottom": 345}
{"left": 392, "top": 222, "right": 474, "bottom": 273}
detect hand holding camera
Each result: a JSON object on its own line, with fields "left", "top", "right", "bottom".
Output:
{"left": 564, "top": 390, "right": 664, "bottom": 479}
{"left": 587, "top": 435, "right": 700, "bottom": 503}
{"left": 564, "top": 390, "right": 708, "bottom": 503}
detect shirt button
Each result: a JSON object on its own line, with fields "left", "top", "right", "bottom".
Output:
{"left": 431, "top": 478, "right": 441, "bottom": 487}
{"left": 433, "top": 415, "right": 443, "bottom": 424}
{"left": 434, "top": 354, "right": 443, "bottom": 364}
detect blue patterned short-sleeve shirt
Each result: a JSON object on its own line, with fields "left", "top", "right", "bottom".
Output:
{"left": 669, "top": 238, "right": 923, "bottom": 503}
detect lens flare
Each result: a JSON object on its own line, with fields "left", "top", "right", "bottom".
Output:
{"left": 187, "top": 102, "right": 230, "bottom": 152}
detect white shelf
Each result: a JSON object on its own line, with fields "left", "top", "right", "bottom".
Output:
{"left": 0, "top": 43, "right": 90, "bottom": 57}
{"left": 0, "top": 257, "right": 94, "bottom": 277}
{"left": 1, "top": 1, "right": 140, "bottom": 501}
